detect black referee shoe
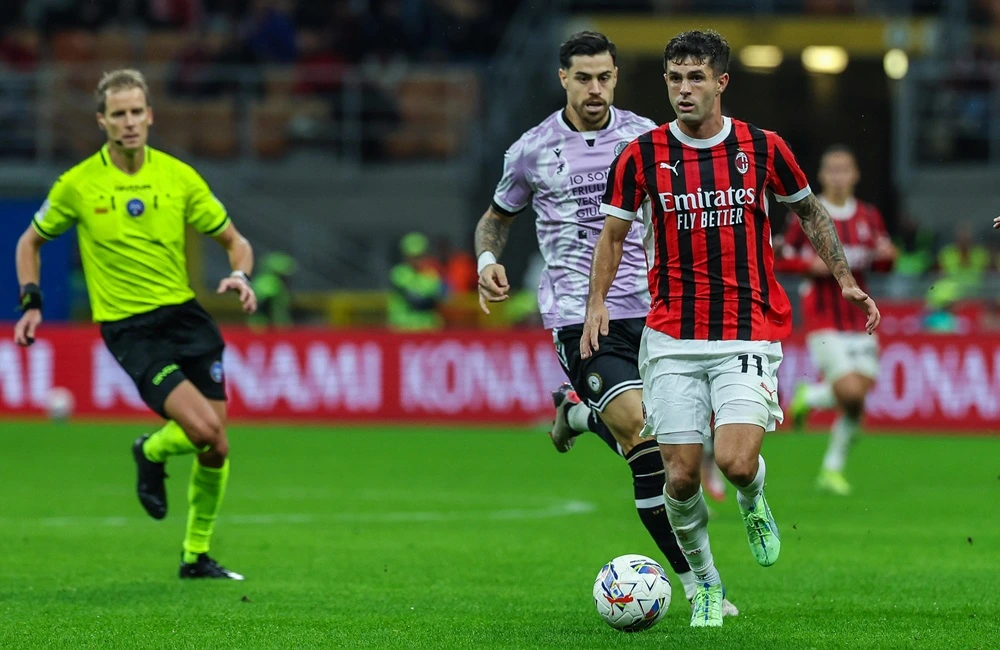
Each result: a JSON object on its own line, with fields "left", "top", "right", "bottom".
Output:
{"left": 131, "top": 434, "right": 168, "bottom": 520}
{"left": 179, "top": 553, "right": 245, "bottom": 580}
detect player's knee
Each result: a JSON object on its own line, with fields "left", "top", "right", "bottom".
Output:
{"left": 608, "top": 413, "right": 646, "bottom": 447}
{"left": 717, "top": 454, "right": 758, "bottom": 486}
{"left": 208, "top": 436, "right": 229, "bottom": 460}
{"left": 664, "top": 458, "right": 700, "bottom": 499}
{"left": 841, "top": 396, "right": 865, "bottom": 420}
{"left": 185, "top": 415, "right": 225, "bottom": 450}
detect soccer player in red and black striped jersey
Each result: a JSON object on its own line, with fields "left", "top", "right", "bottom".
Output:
{"left": 776, "top": 145, "right": 896, "bottom": 496}
{"left": 582, "top": 30, "right": 881, "bottom": 627}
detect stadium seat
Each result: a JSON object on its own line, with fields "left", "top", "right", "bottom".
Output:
{"left": 149, "top": 100, "right": 198, "bottom": 154}
{"left": 384, "top": 71, "right": 480, "bottom": 160}
{"left": 95, "top": 30, "right": 136, "bottom": 68}
{"left": 249, "top": 98, "right": 327, "bottom": 159}
{"left": 192, "top": 100, "right": 239, "bottom": 158}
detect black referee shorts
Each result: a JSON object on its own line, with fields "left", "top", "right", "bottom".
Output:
{"left": 99, "top": 299, "right": 227, "bottom": 419}
{"left": 552, "top": 317, "right": 645, "bottom": 412}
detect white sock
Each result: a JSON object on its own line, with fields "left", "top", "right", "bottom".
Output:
{"left": 677, "top": 571, "right": 698, "bottom": 601}
{"left": 567, "top": 402, "right": 591, "bottom": 433}
{"left": 822, "top": 415, "right": 859, "bottom": 472}
{"left": 663, "top": 488, "right": 721, "bottom": 586}
{"left": 805, "top": 383, "right": 836, "bottom": 409}
{"left": 735, "top": 455, "right": 766, "bottom": 511}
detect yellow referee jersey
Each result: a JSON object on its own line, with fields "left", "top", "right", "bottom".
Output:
{"left": 32, "top": 144, "right": 231, "bottom": 322}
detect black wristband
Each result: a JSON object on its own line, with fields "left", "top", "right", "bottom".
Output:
{"left": 19, "top": 283, "right": 42, "bottom": 313}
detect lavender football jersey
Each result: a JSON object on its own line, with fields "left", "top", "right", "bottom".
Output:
{"left": 492, "top": 107, "right": 654, "bottom": 330}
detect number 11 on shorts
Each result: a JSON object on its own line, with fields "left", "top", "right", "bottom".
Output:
{"left": 738, "top": 353, "right": 764, "bottom": 377}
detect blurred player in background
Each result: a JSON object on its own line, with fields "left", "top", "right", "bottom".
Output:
{"left": 475, "top": 30, "right": 737, "bottom": 615}
{"left": 587, "top": 30, "right": 880, "bottom": 626}
{"left": 777, "top": 145, "right": 896, "bottom": 495}
{"left": 13, "top": 69, "right": 256, "bottom": 580}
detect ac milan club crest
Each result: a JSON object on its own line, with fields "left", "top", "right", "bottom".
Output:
{"left": 735, "top": 151, "right": 749, "bottom": 175}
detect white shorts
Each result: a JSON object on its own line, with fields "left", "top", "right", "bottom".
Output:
{"left": 807, "top": 330, "right": 879, "bottom": 383}
{"left": 638, "top": 328, "right": 784, "bottom": 445}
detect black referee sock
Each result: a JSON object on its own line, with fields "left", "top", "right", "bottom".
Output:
{"left": 626, "top": 439, "right": 692, "bottom": 577}
{"left": 586, "top": 411, "right": 621, "bottom": 455}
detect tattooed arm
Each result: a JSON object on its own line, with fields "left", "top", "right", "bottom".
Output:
{"left": 785, "top": 193, "right": 856, "bottom": 287}
{"left": 474, "top": 206, "right": 517, "bottom": 314}
{"left": 786, "top": 193, "right": 882, "bottom": 333}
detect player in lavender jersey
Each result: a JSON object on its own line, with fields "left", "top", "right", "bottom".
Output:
{"left": 474, "top": 31, "right": 738, "bottom": 616}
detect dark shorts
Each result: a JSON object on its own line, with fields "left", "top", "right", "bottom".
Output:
{"left": 100, "top": 299, "right": 227, "bottom": 418}
{"left": 552, "top": 317, "right": 645, "bottom": 412}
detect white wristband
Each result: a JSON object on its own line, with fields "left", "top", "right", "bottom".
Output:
{"left": 230, "top": 270, "right": 250, "bottom": 283}
{"left": 477, "top": 252, "right": 497, "bottom": 274}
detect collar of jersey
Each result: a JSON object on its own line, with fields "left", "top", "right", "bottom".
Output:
{"left": 101, "top": 143, "right": 152, "bottom": 177}
{"left": 819, "top": 195, "right": 857, "bottom": 221}
{"left": 558, "top": 106, "right": 616, "bottom": 137}
{"left": 668, "top": 115, "right": 732, "bottom": 149}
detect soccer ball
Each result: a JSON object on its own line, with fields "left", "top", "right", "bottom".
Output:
{"left": 593, "top": 554, "right": 671, "bottom": 632}
{"left": 46, "top": 386, "right": 75, "bottom": 421}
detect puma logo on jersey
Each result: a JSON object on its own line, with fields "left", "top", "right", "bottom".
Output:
{"left": 759, "top": 382, "right": 775, "bottom": 399}
{"left": 659, "top": 161, "right": 680, "bottom": 175}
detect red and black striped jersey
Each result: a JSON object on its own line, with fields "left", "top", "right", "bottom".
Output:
{"left": 778, "top": 197, "right": 888, "bottom": 333}
{"left": 599, "top": 116, "right": 810, "bottom": 341}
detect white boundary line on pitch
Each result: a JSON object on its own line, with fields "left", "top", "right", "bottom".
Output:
{"left": 3, "top": 500, "right": 597, "bottom": 528}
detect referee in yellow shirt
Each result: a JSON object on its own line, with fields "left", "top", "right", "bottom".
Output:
{"left": 13, "top": 69, "right": 256, "bottom": 580}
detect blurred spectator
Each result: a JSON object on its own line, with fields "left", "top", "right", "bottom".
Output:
{"left": 243, "top": 0, "right": 298, "bottom": 64}
{"left": 250, "top": 251, "right": 297, "bottom": 329}
{"left": 146, "top": 0, "right": 203, "bottom": 29}
{"left": 893, "top": 214, "right": 936, "bottom": 277}
{"left": 923, "top": 278, "right": 966, "bottom": 334}
{"left": 0, "top": 28, "right": 37, "bottom": 72}
{"left": 293, "top": 28, "right": 347, "bottom": 97}
{"left": 505, "top": 251, "right": 543, "bottom": 328}
{"left": 430, "top": 235, "right": 478, "bottom": 296}
{"left": 388, "top": 232, "right": 445, "bottom": 330}
{"left": 168, "top": 30, "right": 226, "bottom": 98}
{"left": 425, "top": 0, "right": 505, "bottom": 63}
{"left": 28, "top": 0, "right": 117, "bottom": 31}
{"left": 364, "top": 0, "right": 426, "bottom": 63}
{"left": 937, "top": 221, "right": 991, "bottom": 298}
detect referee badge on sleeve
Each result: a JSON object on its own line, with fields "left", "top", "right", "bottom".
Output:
{"left": 210, "top": 360, "right": 224, "bottom": 383}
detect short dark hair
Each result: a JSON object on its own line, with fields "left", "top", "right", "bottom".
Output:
{"left": 559, "top": 31, "right": 616, "bottom": 70}
{"left": 663, "top": 30, "right": 730, "bottom": 77}
{"left": 821, "top": 143, "right": 857, "bottom": 161}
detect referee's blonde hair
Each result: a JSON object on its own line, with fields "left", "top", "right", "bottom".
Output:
{"left": 95, "top": 69, "right": 150, "bottom": 113}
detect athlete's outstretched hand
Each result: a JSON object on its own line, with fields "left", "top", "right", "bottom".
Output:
{"left": 13, "top": 309, "right": 41, "bottom": 346}
{"left": 218, "top": 275, "right": 258, "bottom": 314}
{"left": 842, "top": 286, "right": 880, "bottom": 335}
{"left": 993, "top": 215, "right": 1000, "bottom": 230}
{"left": 478, "top": 263, "right": 509, "bottom": 314}
{"left": 581, "top": 300, "right": 610, "bottom": 359}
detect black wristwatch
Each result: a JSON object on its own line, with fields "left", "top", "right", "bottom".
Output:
{"left": 18, "top": 283, "right": 42, "bottom": 313}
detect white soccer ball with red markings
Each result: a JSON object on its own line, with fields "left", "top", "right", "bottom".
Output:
{"left": 46, "top": 386, "right": 75, "bottom": 421}
{"left": 593, "top": 554, "right": 671, "bottom": 632}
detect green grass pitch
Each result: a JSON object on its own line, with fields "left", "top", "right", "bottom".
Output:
{"left": 1, "top": 421, "right": 998, "bottom": 649}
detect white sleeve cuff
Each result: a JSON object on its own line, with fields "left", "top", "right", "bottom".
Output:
{"left": 599, "top": 203, "right": 639, "bottom": 221}
{"left": 774, "top": 185, "right": 812, "bottom": 204}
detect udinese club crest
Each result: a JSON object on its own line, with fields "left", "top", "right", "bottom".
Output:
{"left": 615, "top": 141, "right": 629, "bottom": 156}
{"left": 735, "top": 151, "right": 749, "bottom": 175}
